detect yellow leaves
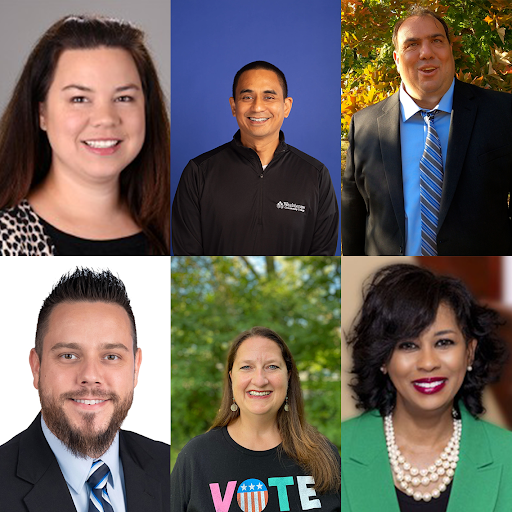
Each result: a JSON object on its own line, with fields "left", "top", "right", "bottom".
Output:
{"left": 343, "top": 31, "right": 359, "bottom": 47}
{"left": 341, "top": 63, "right": 399, "bottom": 137}
{"left": 471, "top": 76, "right": 484, "bottom": 87}
{"left": 341, "top": 94, "right": 358, "bottom": 115}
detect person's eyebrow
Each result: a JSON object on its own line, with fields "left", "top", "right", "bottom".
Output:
{"left": 62, "top": 84, "right": 93, "bottom": 92}
{"left": 403, "top": 33, "right": 446, "bottom": 44}
{"left": 61, "top": 83, "right": 141, "bottom": 93}
{"left": 239, "top": 88, "right": 278, "bottom": 95}
{"left": 433, "top": 329, "right": 457, "bottom": 336}
{"left": 114, "top": 84, "right": 141, "bottom": 92}
{"left": 100, "top": 343, "right": 130, "bottom": 352}
{"left": 50, "top": 342, "right": 82, "bottom": 352}
{"left": 49, "top": 342, "right": 129, "bottom": 352}
{"left": 238, "top": 359, "right": 281, "bottom": 364}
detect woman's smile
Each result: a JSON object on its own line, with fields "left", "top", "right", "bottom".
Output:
{"left": 247, "top": 389, "right": 273, "bottom": 398}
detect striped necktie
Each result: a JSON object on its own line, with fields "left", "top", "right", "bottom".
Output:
{"left": 87, "top": 459, "right": 115, "bottom": 512}
{"left": 419, "top": 109, "right": 444, "bottom": 256}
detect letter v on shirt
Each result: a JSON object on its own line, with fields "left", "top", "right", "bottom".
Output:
{"left": 209, "top": 476, "right": 322, "bottom": 511}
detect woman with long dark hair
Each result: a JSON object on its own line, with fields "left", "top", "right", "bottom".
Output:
{"left": 0, "top": 15, "right": 169, "bottom": 255}
{"left": 171, "top": 326, "right": 341, "bottom": 511}
{"left": 341, "top": 264, "right": 512, "bottom": 511}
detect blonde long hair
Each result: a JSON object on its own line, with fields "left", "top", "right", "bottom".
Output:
{"left": 209, "top": 326, "right": 340, "bottom": 494}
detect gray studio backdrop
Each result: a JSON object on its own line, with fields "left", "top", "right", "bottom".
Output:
{"left": 0, "top": 0, "right": 170, "bottom": 113}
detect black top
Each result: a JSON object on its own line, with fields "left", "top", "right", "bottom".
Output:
{"left": 171, "top": 426, "right": 341, "bottom": 512}
{"left": 40, "top": 218, "right": 148, "bottom": 255}
{"left": 172, "top": 131, "right": 339, "bottom": 255}
{"left": 396, "top": 482, "right": 452, "bottom": 512}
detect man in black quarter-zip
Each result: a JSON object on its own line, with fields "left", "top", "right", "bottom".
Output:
{"left": 171, "top": 61, "right": 338, "bottom": 255}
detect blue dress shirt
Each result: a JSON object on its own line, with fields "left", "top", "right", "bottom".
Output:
{"left": 399, "top": 79, "right": 454, "bottom": 255}
{"left": 41, "top": 415, "right": 127, "bottom": 512}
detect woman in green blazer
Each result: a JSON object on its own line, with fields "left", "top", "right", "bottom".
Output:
{"left": 341, "top": 264, "right": 512, "bottom": 512}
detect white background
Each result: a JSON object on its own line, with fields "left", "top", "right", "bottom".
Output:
{"left": 0, "top": 256, "right": 170, "bottom": 445}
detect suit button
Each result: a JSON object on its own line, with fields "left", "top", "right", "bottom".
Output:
{"left": 260, "top": 174, "right": 263, "bottom": 178}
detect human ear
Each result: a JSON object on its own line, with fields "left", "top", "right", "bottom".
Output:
{"left": 283, "top": 97, "right": 293, "bottom": 118}
{"left": 39, "top": 103, "right": 47, "bottom": 131}
{"left": 229, "top": 97, "right": 236, "bottom": 117}
{"left": 133, "top": 348, "right": 142, "bottom": 387}
{"left": 393, "top": 50, "right": 400, "bottom": 72}
{"left": 29, "top": 348, "right": 41, "bottom": 390}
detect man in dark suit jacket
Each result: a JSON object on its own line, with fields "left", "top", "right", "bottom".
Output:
{"left": 0, "top": 268, "right": 170, "bottom": 512}
{"left": 342, "top": 6, "right": 512, "bottom": 255}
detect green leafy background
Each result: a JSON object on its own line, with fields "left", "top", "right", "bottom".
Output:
{"left": 171, "top": 256, "right": 341, "bottom": 469}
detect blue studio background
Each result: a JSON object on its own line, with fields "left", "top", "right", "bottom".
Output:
{"left": 171, "top": 0, "right": 341, "bottom": 255}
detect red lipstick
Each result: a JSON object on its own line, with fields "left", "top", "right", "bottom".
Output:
{"left": 412, "top": 377, "right": 447, "bottom": 395}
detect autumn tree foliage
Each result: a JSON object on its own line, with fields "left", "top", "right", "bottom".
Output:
{"left": 341, "top": 0, "right": 512, "bottom": 137}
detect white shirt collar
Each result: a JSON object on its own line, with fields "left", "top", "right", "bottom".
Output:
{"left": 399, "top": 78, "right": 455, "bottom": 122}
{"left": 41, "top": 414, "right": 121, "bottom": 494}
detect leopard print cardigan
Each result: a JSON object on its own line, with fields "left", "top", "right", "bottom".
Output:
{"left": 0, "top": 200, "right": 55, "bottom": 255}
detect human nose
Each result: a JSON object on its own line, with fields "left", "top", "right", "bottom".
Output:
{"left": 77, "top": 357, "right": 103, "bottom": 386}
{"left": 416, "top": 346, "right": 440, "bottom": 372}
{"left": 251, "top": 95, "right": 265, "bottom": 112}
{"left": 419, "top": 40, "right": 435, "bottom": 60}
{"left": 91, "top": 100, "right": 119, "bottom": 127}
{"left": 252, "top": 367, "right": 269, "bottom": 386}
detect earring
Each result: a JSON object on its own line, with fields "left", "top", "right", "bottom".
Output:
{"left": 380, "top": 366, "right": 386, "bottom": 374}
{"left": 230, "top": 398, "right": 238, "bottom": 412}
{"left": 467, "top": 365, "right": 473, "bottom": 372}
{"left": 284, "top": 396, "right": 289, "bottom": 412}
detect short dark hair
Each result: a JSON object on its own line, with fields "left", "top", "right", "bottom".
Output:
{"left": 392, "top": 5, "right": 451, "bottom": 49}
{"left": 232, "top": 61, "right": 288, "bottom": 99}
{"left": 346, "top": 264, "right": 508, "bottom": 418}
{"left": 35, "top": 268, "right": 137, "bottom": 360}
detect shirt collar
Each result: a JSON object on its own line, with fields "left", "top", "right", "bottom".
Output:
{"left": 399, "top": 78, "right": 455, "bottom": 122}
{"left": 41, "top": 415, "right": 121, "bottom": 494}
{"left": 232, "top": 130, "right": 288, "bottom": 155}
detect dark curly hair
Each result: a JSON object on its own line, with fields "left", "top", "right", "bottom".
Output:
{"left": 346, "top": 264, "right": 508, "bottom": 418}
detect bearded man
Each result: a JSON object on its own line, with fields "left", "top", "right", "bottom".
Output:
{"left": 0, "top": 268, "right": 170, "bottom": 512}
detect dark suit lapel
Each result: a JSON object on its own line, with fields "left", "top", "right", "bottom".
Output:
{"left": 120, "top": 431, "right": 163, "bottom": 512}
{"left": 343, "top": 412, "right": 401, "bottom": 512}
{"left": 439, "top": 79, "right": 478, "bottom": 230}
{"left": 378, "top": 93, "right": 406, "bottom": 243}
{"left": 17, "top": 413, "right": 76, "bottom": 512}
{"left": 447, "top": 407, "right": 501, "bottom": 512}
{"left": 23, "top": 459, "right": 77, "bottom": 512}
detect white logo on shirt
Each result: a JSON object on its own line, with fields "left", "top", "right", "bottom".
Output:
{"left": 276, "top": 201, "right": 306, "bottom": 213}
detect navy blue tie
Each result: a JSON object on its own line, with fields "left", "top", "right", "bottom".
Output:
{"left": 87, "top": 460, "right": 115, "bottom": 512}
{"left": 419, "top": 109, "right": 444, "bottom": 255}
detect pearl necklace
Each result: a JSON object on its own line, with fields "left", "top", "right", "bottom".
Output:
{"left": 384, "top": 411, "right": 462, "bottom": 502}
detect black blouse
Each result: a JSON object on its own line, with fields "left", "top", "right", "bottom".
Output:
{"left": 396, "top": 482, "right": 452, "bottom": 512}
{"left": 41, "top": 219, "right": 148, "bottom": 255}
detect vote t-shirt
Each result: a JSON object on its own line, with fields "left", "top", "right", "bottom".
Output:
{"left": 171, "top": 426, "right": 341, "bottom": 512}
